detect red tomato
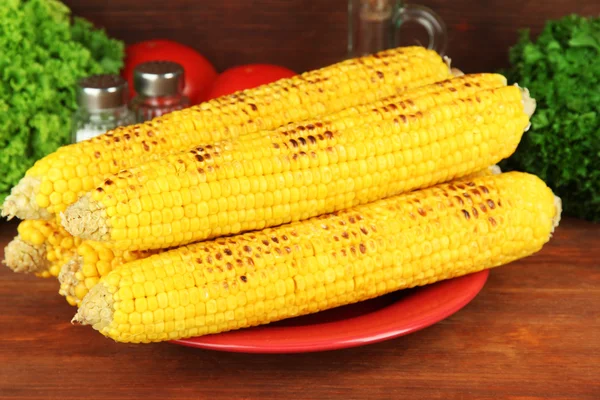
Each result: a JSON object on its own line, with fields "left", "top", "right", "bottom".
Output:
{"left": 123, "top": 39, "right": 218, "bottom": 105}
{"left": 206, "top": 64, "right": 296, "bottom": 100}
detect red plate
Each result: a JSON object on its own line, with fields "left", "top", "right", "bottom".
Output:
{"left": 171, "top": 270, "right": 489, "bottom": 353}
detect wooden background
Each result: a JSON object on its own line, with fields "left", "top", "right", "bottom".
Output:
{"left": 63, "top": 0, "right": 600, "bottom": 74}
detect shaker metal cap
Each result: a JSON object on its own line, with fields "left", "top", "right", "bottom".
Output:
{"left": 77, "top": 74, "right": 128, "bottom": 111}
{"left": 133, "top": 61, "right": 185, "bottom": 97}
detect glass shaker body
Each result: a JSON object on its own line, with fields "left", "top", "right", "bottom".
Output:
{"left": 130, "top": 61, "right": 190, "bottom": 123}
{"left": 130, "top": 93, "right": 190, "bottom": 122}
{"left": 72, "top": 75, "right": 135, "bottom": 143}
{"left": 72, "top": 105, "right": 135, "bottom": 143}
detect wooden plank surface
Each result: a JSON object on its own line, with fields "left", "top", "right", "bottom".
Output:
{"left": 1, "top": 218, "right": 598, "bottom": 399}
{"left": 62, "top": 0, "right": 600, "bottom": 73}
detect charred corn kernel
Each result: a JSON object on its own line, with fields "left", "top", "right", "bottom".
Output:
{"left": 3, "top": 46, "right": 452, "bottom": 221}
{"left": 74, "top": 172, "right": 561, "bottom": 343}
{"left": 57, "top": 240, "right": 158, "bottom": 306}
{"left": 63, "top": 75, "right": 532, "bottom": 251}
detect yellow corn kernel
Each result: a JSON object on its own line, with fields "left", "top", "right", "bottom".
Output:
{"left": 36, "top": 194, "right": 50, "bottom": 208}
{"left": 75, "top": 283, "right": 88, "bottom": 300}
{"left": 66, "top": 296, "right": 78, "bottom": 307}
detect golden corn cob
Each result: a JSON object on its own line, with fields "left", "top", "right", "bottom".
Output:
{"left": 58, "top": 241, "right": 157, "bottom": 306}
{"left": 74, "top": 172, "right": 561, "bottom": 343}
{"left": 2, "top": 46, "right": 451, "bottom": 221}
{"left": 56, "top": 164, "right": 501, "bottom": 305}
{"left": 3, "top": 220, "right": 78, "bottom": 277}
{"left": 62, "top": 74, "right": 534, "bottom": 251}
{"left": 2, "top": 69, "right": 473, "bottom": 278}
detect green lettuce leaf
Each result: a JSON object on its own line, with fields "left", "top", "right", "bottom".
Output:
{"left": 0, "top": 0, "right": 124, "bottom": 203}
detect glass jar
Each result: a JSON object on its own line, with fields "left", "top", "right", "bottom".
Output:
{"left": 347, "top": 0, "right": 447, "bottom": 58}
{"left": 72, "top": 75, "right": 135, "bottom": 143}
{"left": 129, "top": 61, "right": 190, "bottom": 123}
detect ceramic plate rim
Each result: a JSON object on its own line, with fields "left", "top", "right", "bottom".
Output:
{"left": 171, "top": 270, "right": 489, "bottom": 354}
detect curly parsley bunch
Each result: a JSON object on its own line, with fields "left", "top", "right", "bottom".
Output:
{"left": 502, "top": 15, "right": 600, "bottom": 222}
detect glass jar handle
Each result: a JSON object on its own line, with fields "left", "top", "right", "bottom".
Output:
{"left": 392, "top": 3, "right": 447, "bottom": 55}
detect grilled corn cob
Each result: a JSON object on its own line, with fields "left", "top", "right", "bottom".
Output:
{"left": 56, "top": 164, "right": 500, "bottom": 305}
{"left": 58, "top": 241, "right": 157, "bottom": 306}
{"left": 2, "top": 46, "right": 451, "bottom": 221}
{"left": 74, "top": 172, "right": 561, "bottom": 343}
{"left": 62, "top": 75, "right": 535, "bottom": 251}
{"left": 3, "top": 220, "right": 77, "bottom": 277}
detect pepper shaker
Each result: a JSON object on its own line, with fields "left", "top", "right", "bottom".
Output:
{"left": 130, "top": 61, "right": 190, "bottom": 123}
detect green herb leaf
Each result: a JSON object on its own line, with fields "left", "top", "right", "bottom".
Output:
{"left": 501, "top": 15, "right": 600, "bottom": 222}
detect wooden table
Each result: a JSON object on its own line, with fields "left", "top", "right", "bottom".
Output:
{"left": 0, "top": 218, "right": 598, "bottom": 399}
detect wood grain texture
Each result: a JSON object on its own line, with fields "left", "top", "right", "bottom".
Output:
{"left": 62, "top": 0, "right": 600, "bottom": 73}
{"left": 0, "top": 218, "right": 598, "bottom": 399}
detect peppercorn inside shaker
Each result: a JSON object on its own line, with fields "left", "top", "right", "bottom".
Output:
{"left": 130, "top": 61, "right": 190, "bottom": 122}
{"left": 72, "top": 74, "right": 135, "bottom": 143}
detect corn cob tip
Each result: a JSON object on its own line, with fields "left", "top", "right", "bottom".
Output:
{"left": 489, "top": 165, "right": 502, "bottom": 175}
{"left": 451, "top": 68, "right": 464, "bottom": 77}
{"left": 552, "top": 195, "right": 562, "bottom": 232}
{"left": 73, "top": 283, "right": 113, "bottom": 332}
{"left": 442, "top": 56, "right": 464, "bottom": 77}
{"left": 3, "top": 237, "right": 50, "bottom": 274}
{"left": 1, "top": 177, "right": 52, "bottom": 221}
{"left": 61, "top": 194, "right": 108, "bottom": 241}
{"left": 517, "top": 85, "right": 536, "bottom": 118}
{"left": 58, "top": 257, "right": 81, "bottom": 299}
{"left": 443, "top": 55, "right": 452, "bottom": 68}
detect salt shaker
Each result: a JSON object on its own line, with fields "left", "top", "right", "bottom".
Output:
{"left": 130, "top": 61, "right": 190, "bottom": 123}
{"left": 72, "top": 75, "right": 135, "bottom": 143}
